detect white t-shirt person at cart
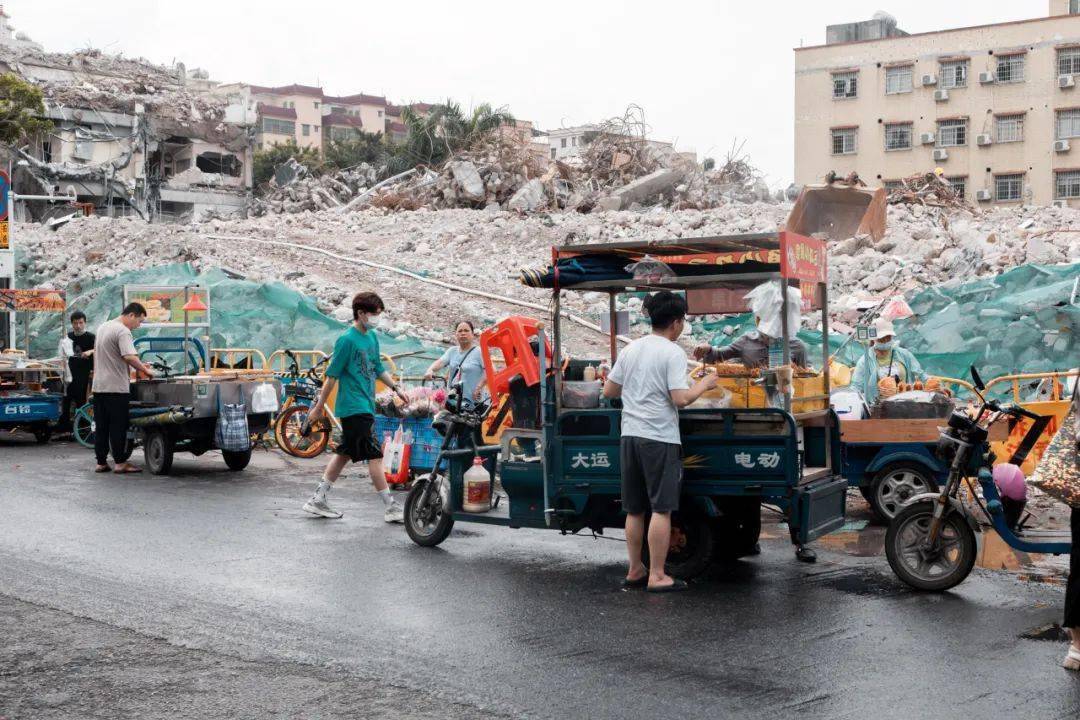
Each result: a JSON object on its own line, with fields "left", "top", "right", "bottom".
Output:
{"left": 607, "top": 334, "right": 690, "bottom": 445}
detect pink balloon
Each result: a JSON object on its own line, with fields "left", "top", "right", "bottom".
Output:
{"left": 993, "top": 463, "right": 1027, "bottom": 501}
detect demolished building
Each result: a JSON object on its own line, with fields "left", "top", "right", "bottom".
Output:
{"left": 0, "top": 13, "right": 252, "bottom": 223}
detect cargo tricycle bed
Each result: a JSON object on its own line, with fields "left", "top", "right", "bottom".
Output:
{"left": 403, "top": 232, "right": 847, "bottom": 578}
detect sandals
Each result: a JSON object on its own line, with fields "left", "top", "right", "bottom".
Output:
{"left": 113, "top": 465, "right": 142, "bottom": 474}
{"left": 1064, "top": 647, "right": 1080, "bottom": 671}
{"left": 646, "top": 579, "right": 688, "bottom": 593}
{"left": 620, "top": 576, "right": 648, "bottom": 589}
{"left": 94, "top": 465, "right": 111, "bottom": 473}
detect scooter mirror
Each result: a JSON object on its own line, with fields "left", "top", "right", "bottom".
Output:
{"left": 970, "top": 365, "right": 985, "bottom": 391}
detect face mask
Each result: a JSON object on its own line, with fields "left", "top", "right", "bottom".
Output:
{"left": 875, "top": 340, "right": 896, "bottom": 352}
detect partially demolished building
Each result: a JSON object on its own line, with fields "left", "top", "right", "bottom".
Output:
{"left": 0, "top": 15, "right": 252, "bottom": 222}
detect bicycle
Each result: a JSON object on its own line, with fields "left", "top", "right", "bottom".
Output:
{"left": 273, "top": 351, "right": 341, "bottom": 458}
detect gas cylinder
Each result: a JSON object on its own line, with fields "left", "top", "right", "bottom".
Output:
{"left": 463, "top": 457, "right": 491, "bottom": 513}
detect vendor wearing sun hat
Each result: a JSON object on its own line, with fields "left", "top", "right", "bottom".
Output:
{"left": 850, "top": 317, "right": 927, "bottom": 404}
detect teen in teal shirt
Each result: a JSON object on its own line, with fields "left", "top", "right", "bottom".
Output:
{"left": 302, "top": 292, "right": 409, "bottom": 522}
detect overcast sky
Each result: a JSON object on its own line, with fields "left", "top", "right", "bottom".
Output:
{"left": 6, "top": 1, "right": 1042, "bottom": 187}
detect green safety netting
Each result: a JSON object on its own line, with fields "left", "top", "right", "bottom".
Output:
{"left": 20, "top": 263, "right": 439, "bottom": 378}
{"left": 702, "top": 261, "right": 1079, "bottom": 384}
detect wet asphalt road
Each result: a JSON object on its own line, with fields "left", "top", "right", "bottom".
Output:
{"left": 2, "top": 438, "right": 1080, "bottom": 719}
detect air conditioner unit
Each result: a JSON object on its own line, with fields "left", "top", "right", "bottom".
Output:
{"left": 977, "top": 133, "right": 993, "bottom": 146}
{"left": 933, "top": 89, "right": 949, "bottom": 102}
{"left": 975, "top": 189, "right": 992, "bottom": 202}
{"left": 1053, "top": 199, "right": 1069, "bottom": 208}
{"left": 922, "top": 73, "right": 938, "bottom": 86}
{"left": 1054, "top": 139, "right": 1071, "bottom": 152}
{"left": 919, "top": 132, "right": 936, "bottom": 145}
{"left": 979, "top": 71, "right": 996, "bottom": 84}
{"left": 932, "top": 148, "right": 949, "bottom": 161}
{"left": 1061, "top": 74, "right": 1076, "bottom": 89}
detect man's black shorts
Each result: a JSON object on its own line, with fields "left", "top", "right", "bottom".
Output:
{"left": 334, "top": 413, "right": 384, "bottom": 463}
{"left": 620, "top": 436, "right": 682, "bottom": 514}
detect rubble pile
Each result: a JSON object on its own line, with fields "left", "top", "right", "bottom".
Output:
{"left": 1, "top": 45, "right": 227, "bottom": 129}
{"left": 13, "top": 199, "right": 1080, "bottom": 352}
{"left": 251, "top": 163, "right": 381, "bottom": 215}
{"left": 886, "top": 172, "right": 970, "bottom": 210}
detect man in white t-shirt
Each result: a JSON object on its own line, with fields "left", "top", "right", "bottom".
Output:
{"left": 603, "top": 291, "right": 717, "bottom": 593}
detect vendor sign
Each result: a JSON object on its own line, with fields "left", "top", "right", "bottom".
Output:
{"left": 780, "top": 232, "right": 827, "bottom": 283}
{"left": 123, "top": 285, "right": 209, "bottom": 327}
{"left": 0, "top": 289, "right": 66, "bottom": 312}
{"left": 0, "top": 169, "right": 8, "bottom": 251}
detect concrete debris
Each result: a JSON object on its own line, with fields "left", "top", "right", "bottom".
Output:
{"left": 887, "top": 172, "right": 970, "bottom": 210}
{"left": 251, "top": 164, "right": 380, "bottom": 215}
{"left": 507, "top": 179, "right": 545, "bottom": 213}
{"left": 13, "top": 199, "right": 1080, "bottom": 354}
{"left": 447, "top": 161, "right": 486, "bottom": 203}
{"left": 596, "top": 168, "right": 685, "bottom": 212}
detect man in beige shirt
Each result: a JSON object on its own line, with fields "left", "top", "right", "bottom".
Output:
{"left": 92, "top": 303, "right": 154, "bottom": 473}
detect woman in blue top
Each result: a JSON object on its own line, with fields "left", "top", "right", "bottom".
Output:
{"left": 424, "top": 321, "right": 488, "bottom": 402}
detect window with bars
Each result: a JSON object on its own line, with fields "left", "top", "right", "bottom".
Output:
{"left": 995, "top": 115, "right": 1024, "bottom": 143}
{"left": 832, "top": 72, "right": 857, "bottom": 98}
{"left": 884, "top": 123, "right": 912, "bottom": 150}
{"left": 995, "top": 174, "right": 1024, "bottom": 201}
{"left": 940, "top": 60, "right": 968, "bottom": 88}
{"left": 1056, "top": 170, "right": 1080, "bottom": 199}
{"left": 1057, "top": 109, "right": 1080, "bottom": 139}
{"left": 946, "top": 176, "right": 966, "bottom": 199}
{"left": 831, "top": 128, "right": 857, "bottom": 155}
{"left": 1059, "top": 48, "right": 1080, "bottom": 76}
{"left": 261, "top": 118, "right": 295, "bottom": 135}
{"left": 937, "top": 118, "right": 967, "bottom": 147}
{"left": 996, "top": 54, "right": 1025, "bottom": 83}
{"left": 885, "top": 65, "right": 913, "bottom": 94}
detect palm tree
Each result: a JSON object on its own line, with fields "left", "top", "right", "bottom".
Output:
{"left": 386, "top": 100, "right": 514, "bottom": 175}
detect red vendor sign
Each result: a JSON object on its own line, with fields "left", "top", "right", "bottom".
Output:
{"left": 780, "top": 232, "right": 827, "bottom": 283}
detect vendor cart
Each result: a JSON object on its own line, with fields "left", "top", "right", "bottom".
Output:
{"left": 404, "top": 232, "right": 848, "bottom": 578}
{"left": 0, "top": 289, "right": 66, "bottom": 443}
{"left": 129, "top": 335, "right": 280, "bottom": 474}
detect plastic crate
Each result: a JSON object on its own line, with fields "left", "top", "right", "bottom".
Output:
{"left": 374, "top": 414, "right": 443, "bottom": 473}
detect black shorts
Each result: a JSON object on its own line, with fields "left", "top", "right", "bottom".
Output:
{"left": 334, "top": 413, "right": 384, "bottom": 463}
{"left": 620, "top": 436, "right": 682, "bottom": 514}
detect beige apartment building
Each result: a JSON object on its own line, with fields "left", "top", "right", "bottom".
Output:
{"left": 794, "top": 1, "right": 1080, "bottom": 206}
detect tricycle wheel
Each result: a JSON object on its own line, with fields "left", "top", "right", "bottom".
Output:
{"left": 274, "top": 404, "right": 330, "bottom": 458}
{"left": 404, "top": 475, "right": 454, "bottom": 547}
{"left": 144, "top": 430, "right": 175, "bottom": 475}
{"left": 712, "top": 498, "right": 762, "bottom": 560}
{"left": 870, "top": 463, "right": 938, "bottom": 521}
{"left": 885, "top": 500, "right": 976, "bottom": 592}
{"left": 642, "top": 510, "right": 715, "bottom": 580}
{"left": 222, "top": 449, "right": 252, "bottom": 471}
{"left": 73, "top": 407, "right": 95, "bottom": 449}
{"left": 32, "top": 423, "right": 52, "bottom": 444}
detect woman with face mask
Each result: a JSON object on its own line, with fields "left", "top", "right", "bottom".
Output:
{"left": 850, "top": 318, "right": 927, "bottom": 404}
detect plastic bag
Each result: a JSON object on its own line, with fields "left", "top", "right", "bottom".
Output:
{"left": 251, "top": 382, "right": 280, "bottom": 413}
{"left": 743, "top": 282, "right": 801, "bottom": 339}
{"left": 625, "top": 255, "right": 676, "bottom": 284}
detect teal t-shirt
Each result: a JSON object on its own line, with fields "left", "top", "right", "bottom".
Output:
{"left": 326, "top": 326, "right": 385, "bottom": 419}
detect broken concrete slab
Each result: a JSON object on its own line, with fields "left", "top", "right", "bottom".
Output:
{"left": 448, "top": 161, "right": 485, "bottom": 203}
{"left": 508, "top": 179, "right": 544, "bottom": 213}
{"left": 595, "top": 168, "right": 684, "bottom": 212}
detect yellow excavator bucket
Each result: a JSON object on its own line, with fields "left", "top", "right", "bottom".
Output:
{"left": 785, "top": 182, "right": 887, "bottom": 242}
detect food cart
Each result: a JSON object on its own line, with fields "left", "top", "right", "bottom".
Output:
{"left": 119, "top": 285, "right": 281, "bottom": 474}
{"left": 0, "top": 289, "right": 66, "bottom": 444}
{"left": 403, "top": 233, "right": 849, "bottom": 578}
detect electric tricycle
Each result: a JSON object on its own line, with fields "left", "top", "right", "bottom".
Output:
{"left": 885, "top": 365, "right": 1071, "bottom": 591}
{"left": 404, "top": 233, "right": 849, "bottom": 579}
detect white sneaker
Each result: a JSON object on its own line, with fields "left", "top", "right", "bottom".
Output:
{"left": 303, "top": 498, "right": 343, "bottom": 518}
{"left": 384, "top": 501, "right": 404, "bottom": 524}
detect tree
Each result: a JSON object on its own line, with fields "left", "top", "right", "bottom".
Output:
{"left": 0, "top": 73, "right": 51, "bottom": 146}
{"left": 702, "top": 157, "right": 716, "bottom": 171}
{"left": 252, "top": 140, "right": 322, "bottom": 189}
{"left": 323, "top": 131, "right": 386, "bottom": 171}
{"left": 386, "top": 100, "right": 514, "bottom": 175}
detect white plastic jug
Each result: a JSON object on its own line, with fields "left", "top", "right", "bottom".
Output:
{"left": 463, "top": 457, "right": 491, "bottom": 513}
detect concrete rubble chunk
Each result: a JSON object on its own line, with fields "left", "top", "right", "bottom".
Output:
{"left": 448, "top": 161, "right": 486, "bottom": 203}
{"left": 507, "top": 179, "right": 545, "bottom": 212}
{"left": 596, "top": 169, "right": 684, "bottom": 212}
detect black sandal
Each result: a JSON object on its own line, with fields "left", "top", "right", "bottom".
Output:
{"left": 646, "top": 579, "right": 688, "bottom": 593}
{"left": 621, "top": 576, "right": 648, "bottom": 589}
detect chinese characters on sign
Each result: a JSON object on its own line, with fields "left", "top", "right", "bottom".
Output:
{"left": 734, "top": 451, "right": 781, "bottom": 469}
{"left": 570, "top": 451, "right": 611, "bottom": 469}
{"left": 4, "top": 404, "right": 32, "bottom": 415}
{"left": 780, "top": 232, "right": 827, "bottom": 283}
